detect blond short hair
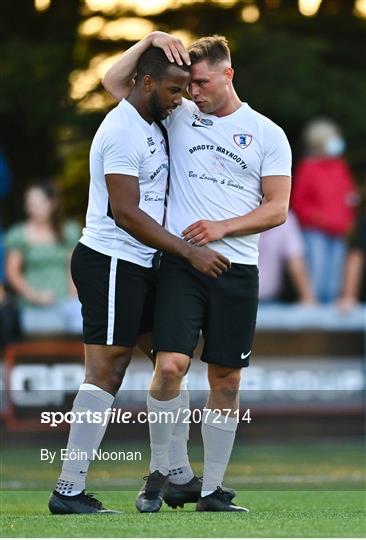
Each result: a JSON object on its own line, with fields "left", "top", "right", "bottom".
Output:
{"left": 303, "top": 119, "right": 340, "bottom": 154}
{"left": 188, "top": 35, "right": 231, "bottom": 66}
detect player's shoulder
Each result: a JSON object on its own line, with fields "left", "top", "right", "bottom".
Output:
{"left": 181, "top": 97, "right": 197, "bottom": 112}
{"left": 247, "top": 106, "right": 290, "bottom": 155}
{"left": 102, "top": 100, "right": 140, "bottom": 131}
{"left": 164, "top": 97, "right": 197, "bottom": 128}
{"left": 246, "top": 104, "right": 286, "bottom": 136}
{"left": 173, "top": 97, "right": 196, "bottom": 114}
{"left": 98, "top": 100, "right": 144, "bottom": 148}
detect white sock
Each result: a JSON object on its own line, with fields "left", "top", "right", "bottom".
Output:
{"left": 168, "top": 376, "right": 194, "bottom": 484}
{"left": 168, "top": 466, "right": 194, "bottom": 484}
{"left": 201, "top": 412, "right": 238, "bottom": 497}
{"left": 147, "top": 392, "right": 181, "bottom": 476}
{"left": 55, "top": 383, "right": 114, "bottom": 496}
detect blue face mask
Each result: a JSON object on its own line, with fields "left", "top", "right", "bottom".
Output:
{"left": 325, "top": 136, "right": 346, "bottom": 156}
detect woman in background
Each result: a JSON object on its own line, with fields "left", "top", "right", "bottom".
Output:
{"left": 291, "top": 119, "right": 358, "bottom": 303}
{"left": 5, "top": 181, "right": 82, "bottom": 334}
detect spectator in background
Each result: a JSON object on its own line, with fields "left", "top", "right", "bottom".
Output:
{"left": 291, "top": 119, "right": 358, "bottom": 303}
{"left": 4, "top": 181, "right": 82, "bottom": 334}
{"left": 337, "top": 214, "right": 366, "bottom": 312}
{"left": 0, "top": 146, "right": 12, "bottom": 304}
{"left": 258, "top": 210, "right": 316, "bottom": 304}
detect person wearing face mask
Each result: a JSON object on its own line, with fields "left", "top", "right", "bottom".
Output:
{"left": 291, "top": 119, "right": 358, "bottom": 303}
{"left": 4, "top": 181, "right": 82, "bottom": 334}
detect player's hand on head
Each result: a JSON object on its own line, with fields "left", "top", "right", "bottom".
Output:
{"left": 182, "top": 220, "right": 227, "bottom": 246}
{"left": 151, "top": 31, "right": 191, "bottom": 66}
{"left": 187, "top": 245, "right": 230, "bottom": 278}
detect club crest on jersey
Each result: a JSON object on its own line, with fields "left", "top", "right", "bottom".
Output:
{"left": 233, "top": 133, "right": 252, "bottom": 149}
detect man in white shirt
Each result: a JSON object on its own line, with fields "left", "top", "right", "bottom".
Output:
{"left": 103, "top": 32, "right": 292, "bottom": 513}
{"left": 48, "top": 46, "right": 230, "bottom": 516}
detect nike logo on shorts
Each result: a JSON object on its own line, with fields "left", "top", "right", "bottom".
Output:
{"left": 241, "top": 350, "right": 251, "bottom": 360}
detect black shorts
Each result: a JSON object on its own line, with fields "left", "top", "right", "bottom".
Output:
{"left": 153, "top": 254, "right": 258, "bottom": 368}
{"left": 71, "top": 243, "right": 155, "bottom": 346}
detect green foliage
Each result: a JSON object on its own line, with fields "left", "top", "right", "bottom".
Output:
{"left": 231, "top": 27, "right": 366, "bottom": 166}
{"left": 1, "top": 1, "right": 365, "bottom": 223}
{"left": 0, "top": 0, "right": 82, "bottom": 223}
{"left": 58, "top": 139, "right": 90, "bottom": 222}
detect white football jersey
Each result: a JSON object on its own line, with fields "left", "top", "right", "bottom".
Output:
{"left": 80, "top": 99, "right": 168, "bottom": 267}
{"left": 164, "top": 98, "right": 292, "bottom": 264}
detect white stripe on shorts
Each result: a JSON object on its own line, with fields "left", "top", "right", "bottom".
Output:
{"left": 106, "top": 256, "right": 118, "bottom": 345}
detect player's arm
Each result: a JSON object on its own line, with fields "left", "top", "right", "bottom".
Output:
{"left": 102, "top": 32, "right": 190, "bottom": 102}
{"left": 182, "top": 175, "right": 291, "bottom": 245}
{"left": 106, "top": 173, "right": 230, "bottom": 277}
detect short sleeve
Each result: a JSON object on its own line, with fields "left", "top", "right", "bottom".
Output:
{"left": 4, "top": 223, "right": 26, "bottom": 252}
{"left": 101, "top": 127, "right": 143, "bottom": 177}
{"left": 63, "top": 221, "right": 82, "bottom": 248}
{"left": 261, "top": 123, "right": 292, "bottom": 178}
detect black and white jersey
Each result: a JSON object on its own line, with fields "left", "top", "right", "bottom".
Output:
{"left": 80, "top": 99, "right": 168, "bottom": 267}
{"left": 164, "top": 98, "right": 292, "bottom": 265}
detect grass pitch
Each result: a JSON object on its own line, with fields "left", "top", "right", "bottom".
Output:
{"left": 2, "top": 490, "right": 365, "bottom": 538}
{"left": 1, "top": 442, "right": 365, "bottom": 537}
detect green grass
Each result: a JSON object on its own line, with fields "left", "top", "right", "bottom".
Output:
{"left": 1, "top": 442, "right": 365, "bottom": 537}
{"left": 1, "top": 490, "right": 365, "bottom": 537}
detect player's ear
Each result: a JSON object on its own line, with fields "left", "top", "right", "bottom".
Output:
{"left": 224, "top": 67, "right": 234, "bottom": 84}
{"left": 143, "top": 74, "right": 154, "bottom": 92}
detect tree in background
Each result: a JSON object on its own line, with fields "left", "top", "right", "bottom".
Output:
{"left": 1, "top": 0, "right": 365, "bottom": 224}
{"left": 0, "top": 0, "right": 83, "bottom": 222}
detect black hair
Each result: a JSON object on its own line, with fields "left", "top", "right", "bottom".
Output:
{"left": 135, "top": 46, "right": 190, "bottom": 83}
